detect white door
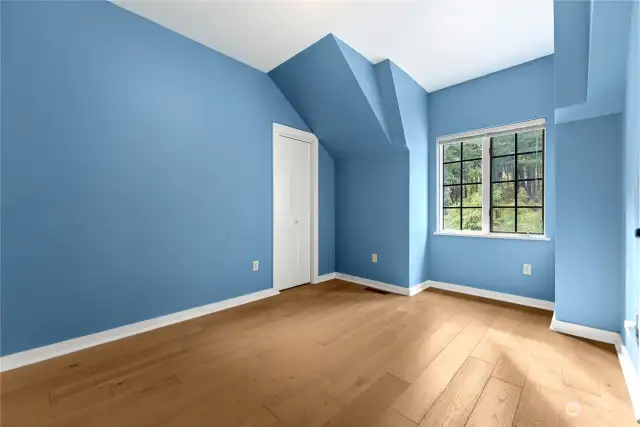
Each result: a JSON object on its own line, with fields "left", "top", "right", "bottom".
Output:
{"left": 274, "top": 135, "right": 311, "bottom": 290}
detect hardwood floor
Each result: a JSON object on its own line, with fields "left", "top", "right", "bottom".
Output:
{"left": 1, "top": 279, "right": 637, "bottom": 427}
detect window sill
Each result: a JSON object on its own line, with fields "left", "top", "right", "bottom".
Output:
{"left": 433, "top": 231, "right": 550, "bottom": 241}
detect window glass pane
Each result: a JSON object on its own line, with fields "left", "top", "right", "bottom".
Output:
{"left": 444, "top": 186, "right": 461, "bottom": 207}
{"left": 443, "top": 143, "right": 461, "bottom": 162}
{"left": 462, "top": 208, "right": 482, "bottom": 231}
{"left": 491, "top": 134, "right": 515, "bottom": 156}
{"left": 517, "top": 180, "right": 543, "bottom": 206}
{"left": 517, "top": 130, "right": 543, "bottom": 153}
{"left": 444, "top": 163, "right": 461, "bottom": 184}
{"left": 443, "top": 208, "right": 461, "bottom": 230}
{"left": 491, "top": 156, "right": 515, "bottom": 182}
{"left": 492, "top": 208, "right": 515, "bottom": 232}
{"left": 492, "top": 182, "right": 515, "bottom": 206}
{"left": 517, "top": 152, "right": 543, "bottom": 180}
{"left": 462, "top": 160, "right": 482, "bottom": 183}
{"left": 517, "top": 208, "right": 543, "bottom": 233}
{"left": 462, "top": 184, "right": 482, "bottom": 207}
{"left": 462, "top": 140, "right": 482, "bottom": 160}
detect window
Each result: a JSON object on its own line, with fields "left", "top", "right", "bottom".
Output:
{"left": 438, "top": 119, "right": 546, "bottom": 238}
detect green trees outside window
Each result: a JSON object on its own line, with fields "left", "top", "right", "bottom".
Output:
{"left": 441, "top": 127, "right": 544, "bottom": 235}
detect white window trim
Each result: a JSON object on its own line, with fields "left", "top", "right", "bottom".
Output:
{"left": 435, "top": 118, "right": 548, "bottom": 241}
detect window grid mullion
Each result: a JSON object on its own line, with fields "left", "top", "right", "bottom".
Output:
{"left": 481, "top": 137, "right": 491, "bottom": 233}
{"left": 514, "top": 133, "right": 518, "bottom": 233}
{"left": 460, "top": 143, "right": 463, "bottom": 229}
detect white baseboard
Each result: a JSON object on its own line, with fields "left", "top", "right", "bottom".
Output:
{"left": 335, "top": 273, "right": 413, "bottom": 296}
{"left": 549, "top": 313, "right": 619, "bottom": 344}
{"left": 0, "top": 288, "right": 280, "bottom": 372}
{"left": 315, "top": 272, "right": 337, "bottom": 283}
{"left": 550, "top": 313, "right": 640, "bottom": 422}
{"left": 427, "top": 280, "right": 555, "bottom": 311}
{"left": 409, "top": 280, "right": 431, "bottom": 296}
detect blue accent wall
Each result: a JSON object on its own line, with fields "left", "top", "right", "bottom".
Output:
{"left": 555, "top": 114, "right": 623, "bottom": 332}
{"left": 0, "top": 1, "right": 318, "bottom": 356}
{"left": 428, "top": 56, "right": 555, "bottom": 302}
{"left": 319, "top": 143, "right": 335, "bottom": 275}
{"left": 335, "top": 154, "right": 410, "bottom": 286}
{"left": 622, "top": 0, "right": 639, "bottom": 370}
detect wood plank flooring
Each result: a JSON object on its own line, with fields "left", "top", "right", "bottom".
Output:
{"left": 0, "top": 279, "right": 637, "bottom": 427}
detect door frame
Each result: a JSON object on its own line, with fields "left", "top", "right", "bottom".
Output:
{"left": 272, "top": 123, "right": 319, "bottom": 290}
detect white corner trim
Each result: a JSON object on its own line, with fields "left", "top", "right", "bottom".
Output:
{"left": 0, "top": 288, "right": 280, "bottom": 373}
{"left": 335, "top": 273, "right": 412, "bottom": 296}
{"left": 409, "top": 280, "right": 431, "bottom": 296}
{"left": 614, "top": 336, "right": 640, "bottom": 423}
{"left": 315, "top": 272, "right": 337, "bottom": 283}
{"left": 427, "top": 280, "right": 555, "bottom": 311}
{"left": 549, "top": 313, "right": 620, "bottom": 344}
{"left": 550, "top": 314, "right": 640, "bottom": 422}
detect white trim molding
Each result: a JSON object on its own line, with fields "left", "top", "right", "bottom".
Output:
{"left": 272, "top": 123, "right": 320, "bottom": 289}
{"left": 549, "top": 313, "right": 619, "bottom": 344}
{"left": 550, "top": 313, "right": 640, "bottom": 422}
{"left": 336, "top": 273, "right": 415, "bottom": 296}
{"left": 334, "top": 275, "right": 554, "bottom": 309}
{"left": 427, "top": 280, "right": 555, "bottom": 311}
{"left": 316, "top": 272, "right": 337, "bottom": 283}
{"left": 0, "top": 288, "right": 279, "bottom": 372}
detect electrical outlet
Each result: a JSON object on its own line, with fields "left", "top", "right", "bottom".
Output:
{"left": 252, "top": 261, "right": 259, "bottom": 272}
{"left": 523, "top": 264, "right": 531, "bottom": 275}
{"left": 372, "top": 253, "right": 377, "bottom": 263}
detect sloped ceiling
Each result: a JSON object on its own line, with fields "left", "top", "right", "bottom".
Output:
{"left": 269, "top": 34, "right": 397, "bottom": 158}
{"left": 114, "top": 0, "right": 554, "bottom": 92}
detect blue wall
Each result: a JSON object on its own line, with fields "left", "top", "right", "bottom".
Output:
{"left": 0, "top": 0, "right": 3, "bottom": 357}
{"left": 623, "top": 0, "right": 639, "bottom": 369}
{"left": 319, "top": 143, "right": 335, "bottom": 275}
{"left": 553, "top": 0, "right": 590, "bottom": 109}
{"left": 555, "top": 0, "right": 633, "bottom": 124}
{"left": 386, "top": 63, "right": 429, "bottom": 286}
{"left": 0, "top": 1, "right": 322, "bottom": 356}
{"left": 269, "top": 35, "right": 394, "bottom": 158}
{"left": 428, "top": 56, "right": 556, "bottom": 302}
{"left": 271, "top": 36, "right": 429, "bottom": 288}
{"left": 555, "top": 114, "right": 623, "bottom": 332}
{"left": 335, "top": 154, "right": 410, "bottom": 286}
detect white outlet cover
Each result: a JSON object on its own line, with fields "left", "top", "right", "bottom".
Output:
{"left": 523, "top": 264, "right": 531, "bottom": 275}
{"left": 253, "top": 261, "right": 259, "bottom": 271}
{"left": 372, "top": 253, "right": 377, "bottom": 263}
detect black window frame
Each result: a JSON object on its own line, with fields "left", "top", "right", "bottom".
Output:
{"left": 489, "top": 130, "right": 545, "bottom": 235}
{"left": 442, "top": 140, "right": 483, "bottom": 232}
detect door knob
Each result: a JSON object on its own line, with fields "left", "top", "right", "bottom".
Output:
{"left": 294, "top": 220, "right": 299, "bottom": 224}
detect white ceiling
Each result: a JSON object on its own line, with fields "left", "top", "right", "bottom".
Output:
{"left": 114, "top": 0, "right": 554, "bottom": 92}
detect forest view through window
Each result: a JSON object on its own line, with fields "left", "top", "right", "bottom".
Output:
{"left": 439, "top": 120, "right": 545, "bottom": 236}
